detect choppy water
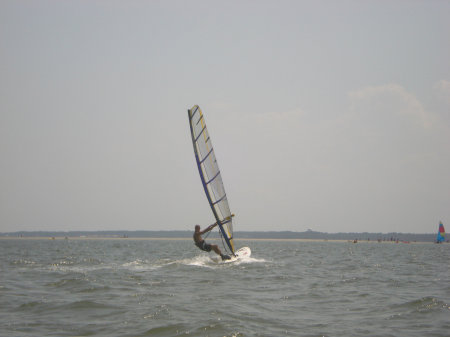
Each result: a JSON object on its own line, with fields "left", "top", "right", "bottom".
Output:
{"left": 1, "top": 238, "right": 449, "bottom": 336}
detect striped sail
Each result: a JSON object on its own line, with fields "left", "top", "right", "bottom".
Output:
{"left": 188, "top": 105, "right": 235, "bottom": 254}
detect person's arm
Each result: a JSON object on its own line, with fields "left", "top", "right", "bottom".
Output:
{"left": 200, "top": 222, "right": 218, "bottom": 235}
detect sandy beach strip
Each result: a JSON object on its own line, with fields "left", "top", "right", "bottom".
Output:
{"left": 0, "top": 236, "right": 431, "bottom": 243}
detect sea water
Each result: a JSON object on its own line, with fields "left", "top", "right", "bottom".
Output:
{"left": 1, "top": 238, "right": 449, "bottom": 337}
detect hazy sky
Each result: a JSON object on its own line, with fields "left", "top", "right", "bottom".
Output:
{"left": 1, "top": 1, "right": 449, "bottom": 234}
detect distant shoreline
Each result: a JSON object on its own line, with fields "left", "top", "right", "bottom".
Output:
{"left": 0, "top": 230, "right": 437, "bottom": 243}
{"left": 0, "top": 236, "right": 437, "bottom": 244}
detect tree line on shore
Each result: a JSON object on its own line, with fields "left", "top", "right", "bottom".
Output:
{"left": 1, "top": 230, "right": 436, "bottom": 242}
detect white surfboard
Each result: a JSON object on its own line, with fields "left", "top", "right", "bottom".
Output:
{"left": 223, "top": 246, "right": 251, "bottom": 263}
{"left": 210, "top": 247, "right": 252, "bottom": 263}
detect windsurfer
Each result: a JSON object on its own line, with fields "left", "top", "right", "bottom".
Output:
{"left": 193, "top": 223, "right": 231, "bottom": 260}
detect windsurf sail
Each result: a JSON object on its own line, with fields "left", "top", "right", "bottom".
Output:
{"left": 188, "top": 105, "right": 235, "bottom": 254}
{"left": 436, "top": 222, "right": 445, "bottom": 243}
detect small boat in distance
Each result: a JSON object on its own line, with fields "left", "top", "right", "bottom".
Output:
{"left": 436, "top": 222, "right": 445, "bottom": 243}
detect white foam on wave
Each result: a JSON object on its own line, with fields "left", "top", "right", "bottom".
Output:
{"left": 122, "top": 259, "right": 145, "bottom": 268}
{"left": 182, "top": 255, "right": 215, "bottom": 268}
{"left": 122, "top": 259, "right": 174, "bottom": 271}
{"left": 49, "top": 254, "right": 267, "bottom": 273}
{"left": 224, "top": 255, "right": 266, "bottom": 265}
{"left": 180, "top": 253, "right": 267, "bottom": 267}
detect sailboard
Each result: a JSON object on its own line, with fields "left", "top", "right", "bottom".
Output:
{"left": 188, "top": 105, "right": 250, "bottom": 258}
{"left": 436, "top": 222, "right": 445, "bottom": 243}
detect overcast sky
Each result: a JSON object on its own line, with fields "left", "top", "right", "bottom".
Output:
{"left": 1, "top": 1, "right": 449, "bottom": 234}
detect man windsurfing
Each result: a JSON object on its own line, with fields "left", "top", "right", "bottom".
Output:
{"left": 193, "top": 223, "right": 231, "bottom": 260}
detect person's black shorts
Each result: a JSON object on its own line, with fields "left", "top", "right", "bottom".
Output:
{"left": 199, "top": 241, "right": 212, "bottom": 252}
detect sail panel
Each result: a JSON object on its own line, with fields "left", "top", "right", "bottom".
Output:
{"left": 188, "top": 105, "right": 234, "bottom": 253}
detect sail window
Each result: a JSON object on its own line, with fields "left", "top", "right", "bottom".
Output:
{"left": 205, "top": 171, "right": 220, "bottom": 185}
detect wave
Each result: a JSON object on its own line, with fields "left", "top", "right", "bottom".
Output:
{"left": 138, "top": 323, "right": 195, "bottom": 337}
{"left": 387, "top": 296, "right": 449, "bottom": 321}
{"left": 138, "top": 322, "right": 241, "bottom": 337}
{"left": 175, "top": 253, "right": 267, "bottom": 268}
{"left": 16, "top": 299, "right": 119, "bottom": 314}
{"left": 45, "top": 278, "right": 112, "bottom": 294}
{"left": 11, "top": 259, "right": 37, "bottom": 266}
{"left": 17, "top": 301, "right": 44, "bottom": 310}
{"left": 45, "top": 277, "right": 88, "bottom": 289}
{"left": 63, "top": 300, "right": 116, "bottom": 310}
{"left": 394, "top": 297, "right": 448, "bottom": 311}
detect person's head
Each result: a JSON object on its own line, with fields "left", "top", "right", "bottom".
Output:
{"left": 195, "top": 225, "right": 200, "bottom": 232}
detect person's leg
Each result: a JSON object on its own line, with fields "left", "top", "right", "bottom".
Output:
{"left": 210, "top": 244, "right": 222, "bottom": 256}
{"left": 211, "top": 244, "right": 231, "bottom": 260}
